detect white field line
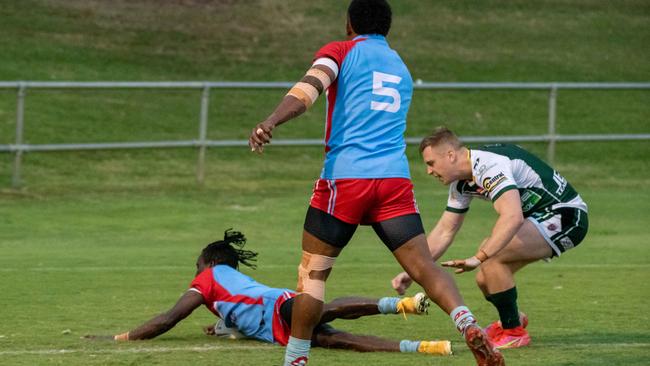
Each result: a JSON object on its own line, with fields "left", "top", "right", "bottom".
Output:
{"left": 1, "top": 342, "right": 648, "bottom": 356}
{"left": 0, "top": 344, "right": 273, "bottom": 356}
{"left": 0, "top": 263, "right": 649, "bottom": 272}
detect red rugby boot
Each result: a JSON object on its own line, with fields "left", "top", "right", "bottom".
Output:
{"left": 464, "top": 325, "right": 505, "bottom": 366}
{"left": 483, "top": 312, "right": 528, "bottom": 341}
{"left": 492, "top": 326, "right": 531, "bottom": 349}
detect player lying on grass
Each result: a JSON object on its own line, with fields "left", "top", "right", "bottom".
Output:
{"left": 392, "top": 127, "right": 589, "bottom": 349}
{"left": 86, "top": 229, "right": 452, "bottom": 356}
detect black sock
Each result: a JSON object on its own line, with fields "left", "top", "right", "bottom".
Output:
{"left": 485, "top": 287, "right": 520, "bottom": 329}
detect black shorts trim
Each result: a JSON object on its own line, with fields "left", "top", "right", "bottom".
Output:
{"left": 304, "top": 206, "right": 424, "bottom": 251}
{"left": 279, "top": 297, "right": 337, "bottom": 346}
{"left": 372, "top": 213, "right": 425, "bottom": 251}
{"left": 304, "top": 206, "right": 357, "bottom": 248}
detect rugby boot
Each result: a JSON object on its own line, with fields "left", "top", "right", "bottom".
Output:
{"left": 491, "top": 326, "right": 531, "bottom": 349}
{"left": 396, "top": 292, "right": 429, "bottom": 316}
{"left": 464, "top": 324, "right": 505, "bottom": 366}
{"left": 417, "top": 340, "right": 453, "bottom": 356}
{"left": 484, "top": 312, "right": 528, "bottom": 340}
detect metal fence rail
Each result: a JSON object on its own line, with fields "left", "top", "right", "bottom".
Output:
{"left": 1, "top": 81, "right": 649, "bottom": 188}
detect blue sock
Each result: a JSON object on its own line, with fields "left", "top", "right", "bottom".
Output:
{"left": 284, "top": 336, "right": 311, "bottom": 366}
{"left": 399, "top": 340, "right": 421, "bottom": 353}
{"left": 377, "top": 297, "right": 400, "bottom": 314}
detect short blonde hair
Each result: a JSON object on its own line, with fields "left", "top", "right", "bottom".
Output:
{"left": 419, "top": 126, "right": 463, "bottom": 153}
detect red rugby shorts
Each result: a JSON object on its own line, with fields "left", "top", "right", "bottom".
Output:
{"left": 309, "top": 178, "right": 419, "bottom": 224}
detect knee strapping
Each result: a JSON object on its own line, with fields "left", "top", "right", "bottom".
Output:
{"left": 296, "top": 251, "right": 336, "bottom": 302}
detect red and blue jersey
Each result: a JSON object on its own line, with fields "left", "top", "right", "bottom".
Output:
{"left": 190, "top": 265, "right": 295, "bottom": 345}
{"left": 314, "top": 34, "right": 413, "bottom": 180}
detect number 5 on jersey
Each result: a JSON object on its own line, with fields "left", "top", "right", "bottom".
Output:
{"left": 370, "top": 71, "right": 402, "bottom": 113}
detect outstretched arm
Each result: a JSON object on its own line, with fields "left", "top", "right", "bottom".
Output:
{"left": 426, "top": 211, "right": 465, "bottom": 261}
{"left": 442, "top": 189, "right": 524, "bottom": 273}
{"left": 87, "top": 290, "right": 204, "bottom": 341}
{"left": 392, "top": 211, "right": 464, "bottom": 294}
{"left": 249, "top": 60, "right": 337, "bottom": 153}
{"left": 478, "top": 189, "right": 525, "bottom": 259}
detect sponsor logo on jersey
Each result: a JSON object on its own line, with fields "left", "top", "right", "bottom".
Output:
{"left": 460, "top": 180, "right": 488, "bottom": 197}
{"left": 473, "top": 158, "right": 480, "bottom": 170}
{"left": 482, "top": 172, "right": 507, "bottom": 192}
{"left": 560, "top": 236, "right": 574, "bottom": 249}
{"left": 477, "top": 163, "right": 497, "bottom": 177}
{"left": 553, "top": 170, "right": 567, "bottom": 195}
{"left": 520, "top": 190, "right": 542, "bottom": 212}
{"left": 477, "top": 165, "right": 486, "bottom": 175}
{"left": 543, "top": 215, "right": 564, "bottom": 238}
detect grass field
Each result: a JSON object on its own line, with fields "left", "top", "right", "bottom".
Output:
{"left": 1, "top": 145, "right": 649, "bottom": 365}
{"left": 1, "top": 1, "right": 649, "bottom": 365}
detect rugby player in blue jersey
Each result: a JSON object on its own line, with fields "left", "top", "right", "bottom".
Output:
{"left": 248, "top": 1, "right": 503, "bottom": 365}
{"left": 85, "top": 230, "right": 452, "bottom": 357}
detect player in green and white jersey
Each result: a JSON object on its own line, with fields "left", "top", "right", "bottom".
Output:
{"left": 391, "top": 127, "right": 588, "bottom": 350}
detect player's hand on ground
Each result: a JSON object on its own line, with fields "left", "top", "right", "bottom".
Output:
{"left": 441, "top": 256, "right": 481, "bottom": 274}
{"left": 203, "top": 324, "right": 216, "bottom": 336}
{"left": 249, "top": 121, "right": 274, "bottom": 153}
{"left": 82, "top": 334, "right": 115, "bottom": 341}
{"left": 391, "top": 271, "right": 413, "bottom": 295}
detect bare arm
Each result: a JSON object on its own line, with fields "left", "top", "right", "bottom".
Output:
{"left": 249, "top": 63, "right": 337, "bottom": 152}
{"left": 442, "top": 189, "right": 524, "bottom": 273}
{"left": 391, "top": 211, "right": 464, "bottom": 294}
{"left": 477, "top": 189, "right": 524, "bottom": 259}
{"left": 427, "top": 210, "right": 465, "bottom": 261}
{"left": 113, "top": 290, "right": 204, "bottom": 341}
{"left": 126, "top": 290, "right": 204, "bottom": 340}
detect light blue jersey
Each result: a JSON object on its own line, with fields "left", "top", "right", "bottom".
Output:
{"left": 314, "top": 35, "right": 413, "bottom": 179}
{"left": 190, "top": 265, "right": 294, "bottom": 344}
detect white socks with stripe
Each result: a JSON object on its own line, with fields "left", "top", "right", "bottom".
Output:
{"left": 450, "top": 306, "right": 477, "bottom": 334}
{"left": 284, "top": 336, "right": 311, "bottom": 366}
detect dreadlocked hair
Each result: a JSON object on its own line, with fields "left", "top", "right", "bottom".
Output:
{"left": 200, "top": 229, "right": 258, "bottom": 270}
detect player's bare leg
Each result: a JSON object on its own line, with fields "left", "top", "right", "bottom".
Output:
{"left": 319, "top": 297, "right": 381, "bottom": 322}
{"left": 313, "top": 327, "right": 452, "bottom": 355}
{"left": 314, "top": 328, "right": 399, "bottom": 352}
{"left": 475, "top": 220, "right": 549, "bottom": 349}
{"left": 291, "top": 231, "right": 341, "bottom": 338}
{"left": 476, "top": 220, "right": 551, "bottom": 295}
{"left": 285, "top": 231, "right": 341, "bottom": 365}
{"left": 392, "top": 234, "right": 463, "bottom": 313}
{"left": 319, "top": 293, "right": 429, "bottom": 323}
{"left": 393, "top": 234, "right": 504, "bottom": 365}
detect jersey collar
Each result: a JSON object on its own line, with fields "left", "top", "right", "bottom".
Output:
{"left": 353, "top": 34, "right": 386, "bottom": 41}
{"left": 468, "top": 149, "right": 476, "bottom": 183}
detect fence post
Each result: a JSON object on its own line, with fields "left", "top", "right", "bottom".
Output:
{"left": 546, "top": 84, "right": 558, "bottom": 164}
{"left": 196, "top": 84, "right": 210, "bottom": 185}
{"left": 12, "top": 83, "right": 26, "bottom": 188}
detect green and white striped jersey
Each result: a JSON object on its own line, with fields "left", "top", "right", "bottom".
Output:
{"left": 446, "top": 144, "right": 587, "bottom": 216}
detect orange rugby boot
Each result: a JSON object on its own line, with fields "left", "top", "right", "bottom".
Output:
{"left": 483, "top": 312, "right": 528, "bottom": 340}
{"left": 464, "top": 324, "right": 505, "bottom": 366}
{"left": 491, "top": 326, "right": 531, "bottom": 349}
